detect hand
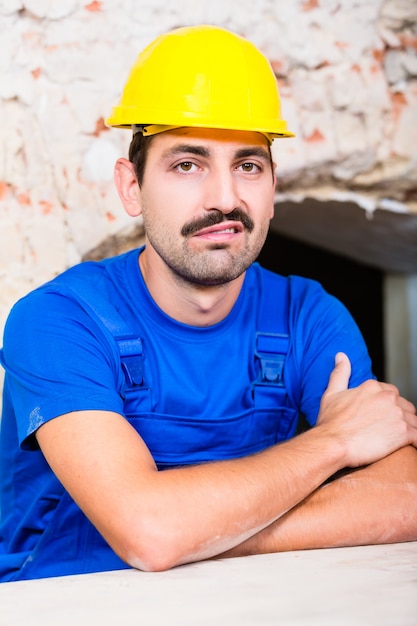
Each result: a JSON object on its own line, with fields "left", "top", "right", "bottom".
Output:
{"left": 317, "top": 352, "right": 417, "bottom": 467}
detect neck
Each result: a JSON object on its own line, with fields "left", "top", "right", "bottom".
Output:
{"left": 139, "top": 247, "right": 245, "bottom": 327}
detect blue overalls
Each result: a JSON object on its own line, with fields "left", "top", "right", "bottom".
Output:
{"left": 0, "top": 263, "right": 298, "bottom": 580}
{"left": 58, "top": 265, "right": 298, "bottom": 468}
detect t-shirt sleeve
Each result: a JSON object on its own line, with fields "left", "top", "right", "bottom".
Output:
{"left": 1, "top": 288, "right": 125, "bottom": 450}
{"left": 287, "top": 276, "right": 375, "bottom": 427}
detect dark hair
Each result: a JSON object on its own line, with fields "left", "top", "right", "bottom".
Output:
{"left": 128, "top": 132, "right": 155, "bottom": 186}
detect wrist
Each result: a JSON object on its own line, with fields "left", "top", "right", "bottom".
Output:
{"left": 299, "top": 425, "right": 349, "bottom": 476}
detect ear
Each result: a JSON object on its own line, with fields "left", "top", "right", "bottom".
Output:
{"left": 270, "top": 163, "right": 277, "bottom": 219}
{"left": 114, "top": 158, "right": 142, "bottom": 217}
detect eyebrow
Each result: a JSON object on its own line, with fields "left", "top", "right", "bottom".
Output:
{"left": 234, "top": 147, "right": 271, "bottom": 162}
{"left": 162, "top": 144, "right": 210, "bottom": 159}
{"left": 161, "top": 144, "right": 271, "bottom": 161}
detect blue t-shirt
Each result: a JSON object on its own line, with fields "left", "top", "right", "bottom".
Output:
{"left": 0, "top": 248, "right": 373, "bottom": 581}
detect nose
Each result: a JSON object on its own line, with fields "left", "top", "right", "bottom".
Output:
{"left": 203, "top": 167, "right": 241, "bottom": 215}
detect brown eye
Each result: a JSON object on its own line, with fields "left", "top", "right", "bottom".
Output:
{"left": 179, "top": 162, "right": 193, "bottom": 171}
{"left": 240, "top": 162, "right": 259, "bottom": 172}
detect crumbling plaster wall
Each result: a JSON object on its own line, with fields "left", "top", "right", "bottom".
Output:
{"left": 0, "top": 0, "right": 416, "bottom": 337}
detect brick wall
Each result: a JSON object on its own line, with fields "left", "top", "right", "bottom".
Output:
{"left": 1, "top": 0, "right": 416, "bottom": 335}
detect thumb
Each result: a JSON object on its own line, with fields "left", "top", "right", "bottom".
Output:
{"left": 325, "top": 352, "right": 352, "bottom": 395}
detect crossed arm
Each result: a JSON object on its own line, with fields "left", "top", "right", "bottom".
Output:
{"left": 219, "top": 445, "right": 417, "bottom": 559}
{"left": 36, "top": 354, "right": 417, "bottom": 571}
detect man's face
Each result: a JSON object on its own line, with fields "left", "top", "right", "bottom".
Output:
{"left": 138, "top": 127, "right": 276, "bottom": 287}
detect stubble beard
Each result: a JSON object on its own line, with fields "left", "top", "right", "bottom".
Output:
{"left": 143, "top": 210, "right": 269, "bottom": 287}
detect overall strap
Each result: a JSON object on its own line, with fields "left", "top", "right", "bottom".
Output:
{"left": 51, "top": 268, "right": 144, "bottom": 388}
{"left": 50, "top": 264, "right": 290, "bottom": 401}
{"left": 254, "top": 269, "right": 290, "bottom": 404}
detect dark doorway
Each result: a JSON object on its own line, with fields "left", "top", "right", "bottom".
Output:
{"left": 257, "top": 230, "right": 385, "bottom": 381}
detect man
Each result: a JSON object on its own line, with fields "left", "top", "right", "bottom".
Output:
{"left": 0, "top": 25, "right": 416, "bottom": 582}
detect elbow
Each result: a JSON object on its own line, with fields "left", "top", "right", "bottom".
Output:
{"left": 126, "top": 543, "right": 180, "bottom": 573}
{"left": 126, "top": 550, "right": 177, "bottom": 573}
{"left": 116, "top": 520, "right": 189, "bottom": 573}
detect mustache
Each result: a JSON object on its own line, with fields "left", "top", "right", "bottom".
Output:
{"left": 181, "top": 209, "right": 254, "bottom": 237}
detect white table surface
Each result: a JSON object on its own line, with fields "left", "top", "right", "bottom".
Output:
{"left": 1, "top": 542, "right": 416, "bottom": 626}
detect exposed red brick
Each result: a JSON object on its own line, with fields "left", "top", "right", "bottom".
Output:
{"left": 277, "top": 75, "right": 289, "bottom": 87}
{"left": 391, "top": 91, "right": 408, "bottom": 124}
{"left": 17, "top": 193, "right": 31, "bottom": 206}
{"left": 0, "top": 182, "right": 10, "bottom": 200}
{"left": 270, "top": 60, "right": 285, "bottom": 77}
{"left": 391, "top": 91, "right": 408, "bottom": 106}
{"left": 39, "top": 200, "right": 53, "bottom": 215}
{"left": 398, "top": 34, "right": 417, "bottom": 50}
{"left": 85, "top": 1, "right": 103, "bottom": 11}
{"left": 305, "top": 128, "right": 325, "bottom": 143}
{"left": 370, "top": 64, "right": 379, "bottom": 74}
{"left": 301, "top": 0, "right": 319, "bottom": 11}
{"left": 90, "top": 117, "right": 109, "bottom": 136}
{"left": 372, "top": 49, "right": 385, "bottom": 64}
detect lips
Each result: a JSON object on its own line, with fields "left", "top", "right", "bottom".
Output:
{"left": 193, "top": 221, "right": 244, "bottom": 237}
{"left": 181, "top": 208, "right": 254, "bottom": 237}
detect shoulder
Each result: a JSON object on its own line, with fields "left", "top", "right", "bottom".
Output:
{"left": 250, "top": 263, "right": 336, "bottom": 316}
{"left": 6, "top": 250, "right": 136, "bottom": 325}
{"left": 254, "top": 266, "right": 367, "bottom": 362}
{"left": 1, "top": 256, "right": 134, "bottom": 448}
{"left": 44, "top": 249, "right": 138, "bottom": 298}
{"left": 2, "top": 251, "right": 139, "bottom": 364}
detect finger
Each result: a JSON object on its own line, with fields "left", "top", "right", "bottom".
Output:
{"left": 375, "top": 383, "right": 416, "bottom": 415}
{"left": 324, "top": 352, "right": 352, "bottom": 395}
{"left": 398, "top": 396, "right": 417, "bottom": 415}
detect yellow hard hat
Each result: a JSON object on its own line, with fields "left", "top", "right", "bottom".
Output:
{"left": 106, "top": 25, "right": 294, "bottom": 142}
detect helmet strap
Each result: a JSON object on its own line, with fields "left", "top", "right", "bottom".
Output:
{"left": 132, "top": 124, "right": 182, "bottom": 136}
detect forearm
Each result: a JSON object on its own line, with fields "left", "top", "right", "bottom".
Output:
{"left": 38, "top": 410, "right": 349, "bottom": 572}
{"left": 221, "top": 446, "right": 417, "bottom": 558}
{"left": 37, "top": 366, "right": 417, "bottom": 572}
{"left": 116, "top": 426, "right": 348, "bottom": 569}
